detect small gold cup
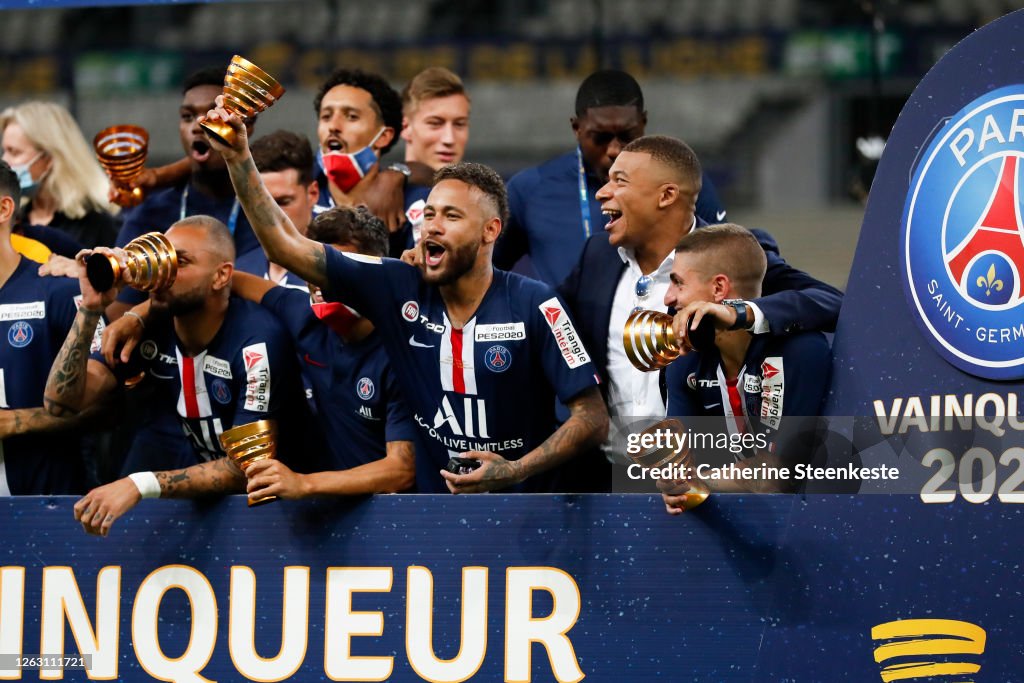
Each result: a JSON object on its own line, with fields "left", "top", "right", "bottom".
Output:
{"left": 623, "top": 309, "right": 683, "bottom": 372}
{"left": 630, "top": 417, "right": 709, "bottom": 510}
{"left": 199, "top": 55, "right": 285, "bottom": 147}
{"left": 623, "top": 308, "right": 717, "bottom": 372}
{"left": 85, "top": 232, "right": 177, "bottom": 293}
{"left": 94, "top": 125, "right": 149, "bottom": 208}
{"left": 219, "top": 419, "right": 278, "bottom": 506}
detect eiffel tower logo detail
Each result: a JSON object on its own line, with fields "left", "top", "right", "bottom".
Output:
{"left": 946, "top": 155, "right": 1024, "bottom": 304}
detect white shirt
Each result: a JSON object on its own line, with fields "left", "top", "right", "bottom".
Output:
{"left": 602, "top": 246, "right": 676, "bottom": 461}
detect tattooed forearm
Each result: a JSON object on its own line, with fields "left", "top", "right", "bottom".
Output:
{"left": 155, "top": 457, "right": 246, "bottom": 498}
{"left": 224, "top": 152, "right": 328, "bottom": 287}
{"left": 44, "top": 309, "right": 102, "bottom": 416}
{"left": 519, "top": 387, "right": 609, "bottom": 478}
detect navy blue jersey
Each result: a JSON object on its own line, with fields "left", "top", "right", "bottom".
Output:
{"left": 666, "top": 332, "right": 831, "bottom": 458}
{"left": 314, "top": 165, "right": 431, "bottom": 258}
{"left": 0, "top": 258, "right": 87, "bottom": 494}
{"left": 495, "top": 150, "right": 726, "bottom": 286}
{"left": 321, "top": 250, "right": 600, "bottom": 492}
{"left": 115, "top": 180, "right": 259, "bottom": 306}
{"left": 95, "top": 296, "right": 319, "bottom": 469}
{"left": 261, "top": 286, "right": 415, "bottom": 472}
{"left": 235, "top": 249, "right": 308, "bottom": 291}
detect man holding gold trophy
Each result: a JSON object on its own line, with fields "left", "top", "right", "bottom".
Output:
{"left": 43, "top": 215, "right": 319, "bottom": 535}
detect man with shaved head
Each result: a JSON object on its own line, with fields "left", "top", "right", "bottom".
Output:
{"left": 44, "top": 215, "right": 318, "bottom": 535}
{"left": 558, "top": 134, "right": 843, "bottom": 489}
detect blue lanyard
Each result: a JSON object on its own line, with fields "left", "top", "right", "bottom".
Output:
{"left": 180, "top": 185, "right": 240, "bottom": 236}
{"left": 576, "top": 146, "right": 592, "bottom": 240}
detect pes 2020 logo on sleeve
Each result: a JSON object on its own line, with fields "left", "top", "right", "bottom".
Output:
{"left": 903, "top": 86, "right": 1024, "bottom": 379}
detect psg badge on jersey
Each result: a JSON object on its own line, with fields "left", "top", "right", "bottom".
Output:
{"left": 7, "top": 321, "right": 32, "bottom": 348}
{"left": 356, "top": 377, "right": 375, "bottom": 400}
{"left": 902, "top": 85, "right": 1024, "bottom": 379}
{"left": 484, "top": 344, "right": 512, "bottom": 372}
{"left": 211, "top": 378, "right": 232, "bottom": 405}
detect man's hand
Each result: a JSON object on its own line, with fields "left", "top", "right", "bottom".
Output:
{"left": 671, "top": 300, "right": 747, "bottom": 351}
{"left": 657, "top": 477, "right": 709, "bottom": 515}
{"left": 101, "top": 310, "right": 145, "bottom": 366}
{"left": 200, "top": 97, "right": 250, "bottom": 162}
{"left": 39, "top": 254, "right": 81, "bottom": 278}
{"left": 73, "top": 479, "right": 142, "bottom": 536}
{"left": 244, "top": 459, "right": 310, "bottom": 501}
{"left": 74, "top": 247, "right": 127, "bottom": 311}
{"left": 439, "top": 450, "right": 525, "bottom": 494}
{"left": 400, "top": 246, "right": 422, "bottom": 267}
{"left": 361, "top": 169, "right": 407, "bottom": 233}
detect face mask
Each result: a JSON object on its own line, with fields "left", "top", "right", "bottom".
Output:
{"left": 311, "top": 301, "right": 362, "bottom": 337}
{"left": 11, "top": 151, "right": 44, "bottom": 197}
{"left": 319, "top": 128, "right": 385, "bottom": 193}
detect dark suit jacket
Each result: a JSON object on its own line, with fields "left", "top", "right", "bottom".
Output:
{"left": 557, "top": 221, "right": 845, "bottom": 392}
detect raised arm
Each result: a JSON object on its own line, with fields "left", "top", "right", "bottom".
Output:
{"left": 441, "top": 386, "right": 609, "bottom": 493}
{"left": 200, "top": 103, "right": 328, "bottom": 288}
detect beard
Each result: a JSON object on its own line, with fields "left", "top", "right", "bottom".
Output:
{"left": 152, "top": 285, "right": 207, "bottom": 317}
{"left": 420, "top": 239, "right": 478, "bottom": 286}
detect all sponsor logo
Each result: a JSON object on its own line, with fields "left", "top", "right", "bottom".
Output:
{"left": 903, "top": 85, "right": 1024, "bottom": 378}
{"left": 356, "top": 377, "right": 375, "bottom": 400}
{"left": 357, "top": 405, "right": 379, "bottom": 421}
{"left": 7, "top": 321, "right": 32, "bottom": 348}
{"left": 242, "top": 343, "right": 270, "bottom": 413}
{"left": 484, "top": 345, "right": 512, "bottom": 373}
{"left": 760, "top": 357, "right": 784, "bottom": 430}
{"left": 538, "top": 297, "right": 590, "bottom": 369}
{"left": 211, "top": 378, "right": 232, "bottom": 405}
{"left": 475, "top": 322, "right": 526, "bottom": 342}
{"left": 402, "top": 301, "right": 420, "bottom": 322}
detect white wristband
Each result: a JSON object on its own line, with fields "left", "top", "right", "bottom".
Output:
{"left": 128, "top": 471, "right": 161, "bottom": 499}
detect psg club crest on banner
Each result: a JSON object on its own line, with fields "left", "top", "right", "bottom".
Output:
{"left": 484, "top": 344, "right": 511, "bottom": 372}
{"left": 356, "top": 377, "right": 375, "bottom": 400}
{"left": 903, "top": 85, "right": 1024, "bottom": 379}
{"left": 7, "top": 321, "right": 32, "bottom": 348}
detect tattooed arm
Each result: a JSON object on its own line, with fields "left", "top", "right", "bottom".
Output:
{"left": 200, "top": 103, "right": 328, "bottom": 289}
{"left": 74, "top": 457, "right": 246, "bottom": 536}
{"left": 43, "top": 307, "right": 117, "bottom": 417}
{"left": 441, "top": 386, "right": 609, "bottom": 494}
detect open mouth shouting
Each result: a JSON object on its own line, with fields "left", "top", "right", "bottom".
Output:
{"left": 422, "top": 239, "right": 446, "bottom": 268}
{"left": 325, "top": 138, "right": 344, "bottom": 152}
{"left": 602, "top": 206, "right": 623, "bottom": 230}
{"left": 191, "top": 139, "right": 212, "bottom": 163}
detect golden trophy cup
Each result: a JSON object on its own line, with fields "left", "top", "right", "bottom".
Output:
{"left": 219, "top": 419, "right": 278, "bottom": 506}
{"left": 630, "top": 417, "right": 709, "bottom": 510}
{"left": 85, "top": 232, "right": 177, "bottom": 293}
{"left": 623, "top": 308, "right": 716, "bottom": 371}
{"left": 94, "top": 125, "right": 149, "bottom": 208}
{"left": 198, "top": 55, "right": 285, "bottom": 147}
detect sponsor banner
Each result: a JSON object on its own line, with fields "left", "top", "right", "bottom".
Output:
{"left": 242, "top": 343, "right": 270, "bottom": 412}
{"left": 0, "top": 496, "right": 1017, "bottom": 681}
{"left": 539, "top": 297, "right": 590, "bottom": 368}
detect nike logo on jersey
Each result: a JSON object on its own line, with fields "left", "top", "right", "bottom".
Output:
{"left": 703, "top": 402, "right": 721, "bottom": 409}
{"left": 304, "top": 353, "right": 327, "bottom": 368}
{"left": 409, "top": 335, "right": 436, "bottom": 349}
{"left": 716, "top": 210, "right": 727, "bottom": 221}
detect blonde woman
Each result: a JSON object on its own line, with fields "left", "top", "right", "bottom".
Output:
{"left": 0, "top": 101, "right": 118, "bottom": 249}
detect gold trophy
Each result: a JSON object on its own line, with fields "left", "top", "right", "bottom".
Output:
{"left": 630, "top": 417, "right": 709, "bottom": 510}
{"left": 219, "top": 419, "right": 278, "bottom": 506}
{"left": 623, "top": 308, "right": 716, "bottom": 371}
{"left": 85, "top": 232, "right": 177, "bottom": 293}
{"left": 94, "top": 125, "right": 149, "bottom": 208}
{"left": 198, "top": 55, "right": 285, "bottom": 147}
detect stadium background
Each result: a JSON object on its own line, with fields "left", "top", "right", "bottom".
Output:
{"left": 4, "top": 0, "right": 1017, "bottom": 291}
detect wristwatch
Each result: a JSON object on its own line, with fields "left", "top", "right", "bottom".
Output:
{"left": 387, "top": 162, "right": 412, "bottom": 181}
{"left": 721, "top": 299, "right": 749, "bottom": 331}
